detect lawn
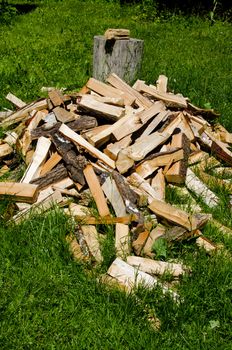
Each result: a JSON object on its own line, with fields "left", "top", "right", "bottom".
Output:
{"left": 0, "top": 1, "right": 232, "bottom": 349}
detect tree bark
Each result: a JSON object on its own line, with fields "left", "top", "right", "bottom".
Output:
{"left": 31, "top": 116, "right": 98, "bottom": 140}
{"left": 30, "top": 163, "right": 68, "bottom": 190}
{"left": 52, "top": 132, "right": 87, "bottom": 185}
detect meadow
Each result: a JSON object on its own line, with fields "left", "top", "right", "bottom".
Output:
{"left": 0, "top": 1, "right": 232, "bottom": 348}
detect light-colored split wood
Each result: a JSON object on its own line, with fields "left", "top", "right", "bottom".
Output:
{"left": 13, "top": 190, "right": 63, "bottom": 223}
{"left": 66, "top": 234, "right": 86, "bottom": 261}
{"left": 59, "top": 123, "right": 115, "bottom": 169}
{"left": 53, "top": 106, "right": 76, "bottom": 123}
{"left": 52, "top": 177, "right": 74, "bottom": 189}
{"left": 149, "top": 199, "right": 196, "bottom": 231}
{"left": 21, "top": 136, "right": 51, "bottom": 183}
{"left": 83, "top": 125, "right": 111, "bottom": 147}
{"left": 40, "top": 152, "right": 62, "bottom": 176}
{"left": 81, "top": 225, "right": 103, "bottom": 263}
{"left": 126, "top": 256, "right": 186, "bottom": 277}
{"left": 91, "top": 94, "right": 124, "bottom": 107}
{"left": 139, "top": 110, "right": 170, "bottom": 140}
{"left": 78, "top": 95, "right": 125, "bottom": 122}
{"left": 0, "top": 143, "right": 13, "bottom": 159}
{"left": 188, "top": 151, "right": 209, "bottom": 165}
{"left": 104, "top": 135, "right": 131, "bottom": 161}
{"left": 20, "top": 110, "right": 47, "bottom": 155}
{"left": 127, "top": 173, "right": 160, "bottom": 204}
{"left": 165, "top": 132, "right": 190, "bottom": 184}
{"left": 48, "top": 89, "right": 64, "bottom": 107}
{"left": 135, "top": 80, "right": 187, "bottom": 108}
{"left": 108, "top": 258, "right": 179, "bottom": 300}
{"left": 132, "top": 230, "right": 149, "bottom": 256}
{"left": 115, "top": 223, "right": 130, "bottom": 258}
{"left": 83, "top": 164, "right": 110, "bottom": 217}
{"left": 0, "top": 182, "right": 39, "bottom": 203}
{"left": 116, "top": 149, "right": 134, "bottom": 174}
{"left": 156, "top": 75, "right": 168, "bottom": 93}
{"left": 0, "top": 99, "right": 48, "bottom": 128}
{"left": 86, "top": 77, "right": 134, "bottom": 105}
{"left": 125, "top": 131, "right": 170, "bottom": 161}
{"left": 74, "top": 215, "right": 138, "bottom": 225}
{"left": 102, "top": 176, "right": 127, "bottom": 217}
{"left": 104, "top": 28, "right": 130, "bottom": 40}
{"left": 112, "top": 109, "right": 143, "bottom": 141}
{"left": 6, "top": 92, "right": 26, "bottom": 109}
{"left": 196, "top": 235, "right": 217, "bottom": 253}
{"left": 107, "top": 257, "right": 157, "bottom": 291}
{"left": 151, "top": 169, "right": 165, "bottom": 201}
{"left": 107, "top": 73, "right": 153, "bottom": 109}
{"left": 4, "top": 131, "right": 18, "bottom": 146}
{"left": 138, "top": 101, "right": 165, "bottom": 124}
{"left": 185, "top": 168, "right": 219, "bottom": 208}
{"left": 68, "top": 203, "right": 91, "bottom": 217}
{"left": 135, "top": 148, "right": 183, "bottom": 179}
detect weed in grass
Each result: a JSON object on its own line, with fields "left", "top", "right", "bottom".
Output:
{"left": 152, "top": 237, "right": 168, "bottom": 260}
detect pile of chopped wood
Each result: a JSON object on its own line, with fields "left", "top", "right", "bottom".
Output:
{"left": 1, "top": 73, "right": 232, "bottom": 294}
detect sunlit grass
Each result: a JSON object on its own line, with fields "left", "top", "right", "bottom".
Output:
{"left": 0, "top": 1, "right": 232, "bottom": 348}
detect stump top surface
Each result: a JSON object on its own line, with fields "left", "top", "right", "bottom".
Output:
{"left": 94, "top": 35, "right": 144, "bottom": 43}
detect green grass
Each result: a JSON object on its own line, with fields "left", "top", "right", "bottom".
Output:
{"left": 0, "top": 0, "right": 232, "bottom": 348}
{"left": 0, "top": 210, "right": 232, "bottom": 349}
{"left": 0, "top": 0, "right": 231, "bottom": 127}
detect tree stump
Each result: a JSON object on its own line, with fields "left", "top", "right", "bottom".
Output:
{"left": 93, "top": 36, "right": 144, "bottom": 84}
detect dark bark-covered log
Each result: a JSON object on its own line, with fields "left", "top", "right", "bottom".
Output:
{"left": 30, "top": 163, "right": 68, "bottom": 190}
{"left": 61, "top": 116, "right": 98, "bottom": 132}
{"left": 31, "top": 122, "right": 61, "bottom": 139}
{"left": 52, "top": 132, "right": 87, "bottom": 185}
{"left": 31, "top": 116, "right": 98, "bottom": 140}
{"left": 187, "top": 102, "right": 220, "bottom": 120}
